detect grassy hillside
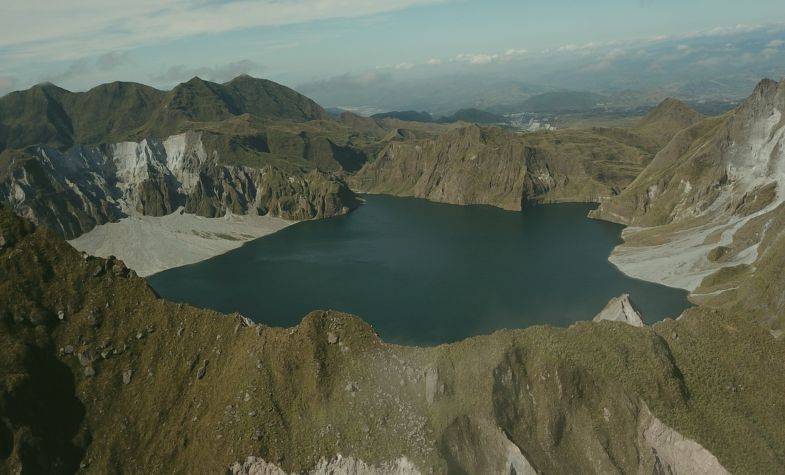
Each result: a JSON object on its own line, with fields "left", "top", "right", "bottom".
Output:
{"left": 2, "top": 202, "right": 785, "bottom": 473}
{"left": 0, "top": 75, "right": 329, "bottom": 152}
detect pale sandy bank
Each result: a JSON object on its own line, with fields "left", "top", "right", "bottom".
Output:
{"left": 69, "top": 209, "right": 294, "bottom": 277}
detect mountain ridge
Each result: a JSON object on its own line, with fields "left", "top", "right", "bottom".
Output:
{"left": 590, "top": 77, "right": 785, "bottom": 328}
{"left": 0, "top": 75, "right": 329, "bottom": 152}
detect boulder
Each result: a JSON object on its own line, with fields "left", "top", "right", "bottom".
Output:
{"left": 197, "top": 360, "right": 209, "bottom": 380}
{"left": 77, "top": 351, "right": 92, "bottom": 367}
{"left": 425, "top": 367, "right": 439, "bottom": 404}
{"left": 593, "top": 294, "right": 645, "bottom": 327}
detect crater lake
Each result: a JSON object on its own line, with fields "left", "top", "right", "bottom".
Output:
{"left": 147, "top": 195, "right": 690, "bottom": 345}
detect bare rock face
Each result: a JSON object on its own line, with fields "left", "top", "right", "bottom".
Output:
{"left": 589, "top": 78, "right": 785, "bottom": 323}
{"left": 638, "top": 404, "right": 730, "bottom": 475}
{"left": 226, "top": 455, "right": 420, "bottom": 475}
{"left": 353, "top": 124, "right": 652, "bottom": 211}
{"left": 1, "top": 131, "right": 358, "bottom": 239}
{"left": 439, "top": 417, "right": 538, "bottom": 475}
{"left": 354, "top": 125, "right": 528, "bottom": 210}
{"left": 424, "top": 367, "right": 438, "bottom": 404}
{"left": 593, "top": 294, "right": 645, "bottom": 327}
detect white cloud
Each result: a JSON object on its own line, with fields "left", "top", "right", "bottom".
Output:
{"left": 453, "top": 48, "right": 527, "bottom": 65}
{"left": 43, "top": 59, "right": 90, "bottom": 84}
{"left": 298, "top": 70, "right": 393, "bottom": 92}
{"left": 152, "top": 59, "right": 264, "bottom": 84}
{"left": 605, "top": 48, "right": 627, "bottom": 61}
{"left": 375, "top": 62, "right": 416, "bottom": 71}
{"left": 694, "top": 23, "right": 765, "bottom": 38}
{"left": 557, "top": 42, "right": 600, "bottom": 54}
{"left": 0, "top": 75, "right": 18, "bottom": 96}
{"left": 676, "top": 44, "right": 690, "bottom": 51}
{"left": 96, "top": 51, "right": 131, "bottom": 71}
{"left": 696, "top": 56, "right": 724, "bottom": 67}
{"left": 0, "top": 0, "right": 446, "bottom": 62}
{"left": 760, "top": 38, "right": 785, "bottom": 57}
{"left": 427, "top": 58, "right": 442, "bottom": 65}
{"left": 583, "top": 47, "right": 627, "bottom": 71}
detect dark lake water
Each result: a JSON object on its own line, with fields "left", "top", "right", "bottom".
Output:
{"left": 148, "top": 195, "right": 690, "bottom": 345}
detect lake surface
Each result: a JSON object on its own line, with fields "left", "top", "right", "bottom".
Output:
{"left": 148, "top": 195, "right": 690, "bottom": 345}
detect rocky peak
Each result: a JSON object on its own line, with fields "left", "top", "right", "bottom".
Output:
{"left": 751, "top": 77, "right": 784, "bottom": 99}
{"left": 636, "top": 97, "right": 704, "bottom": 141}
{"left": 733, "top": 77, "right": 785, "bottom": 126}
{"left": 593, "top": 294, "right": 645, "bottom": 327}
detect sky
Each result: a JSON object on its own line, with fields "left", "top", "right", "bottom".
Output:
{"left": 1, "top": 0, "right": 785, "bottom": 102}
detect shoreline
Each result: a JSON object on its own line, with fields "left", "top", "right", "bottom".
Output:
{"left": 68, "top": 209, "right": 295, "bottom": 277}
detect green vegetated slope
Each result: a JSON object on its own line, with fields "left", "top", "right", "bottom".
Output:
{"left": 0, "top": 75, "right": 385, "bottom": 175}
{"left": 0, "top": 75, "right": 328, "bottom": 151}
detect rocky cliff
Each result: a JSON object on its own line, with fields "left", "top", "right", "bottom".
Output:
{"left": 0, "top": 75, "right": 380, "bottom": 242}
{"left": 352, "top": 122, "right": 664, "bottom": 210}
{"left": 593, "top": 294, "right": 644, "bottom": 327}
{"left": 1, "top": 131, "right": 358, "bottom": 239}
{"left": 3, "top": 205, "right": 784, "bottom": 474}
{"left": 590, "top": 78, "right": 785, "bottom": 328}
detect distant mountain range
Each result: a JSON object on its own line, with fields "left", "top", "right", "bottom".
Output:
{"left": 513, "top": 91, "right": 608, "bottom": 113}
{"left": 298, "top": 27, "right": 785, "bottom": 117}
{"left": 371, "top": 108, "right": 505, "bottom": 124}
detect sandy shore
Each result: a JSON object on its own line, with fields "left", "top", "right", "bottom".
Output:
{"left": 69, "top": 210, "right": 294, "bottom": 277}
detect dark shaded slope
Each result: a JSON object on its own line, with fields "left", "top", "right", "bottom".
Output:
{"left": 0, "top": 84, "right": 74, "bottom": 151}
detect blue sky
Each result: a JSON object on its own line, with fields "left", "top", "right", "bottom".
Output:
{"left": 0, "top": 0, "right": 784, "bottom": 96}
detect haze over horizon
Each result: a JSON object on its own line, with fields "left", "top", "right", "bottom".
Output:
{"left": 2, "top": 0, "right": 785, "bottom": 113}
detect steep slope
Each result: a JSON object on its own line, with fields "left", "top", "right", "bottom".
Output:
{"left": 2, "top": 205, "right": 785, "bottom": 474}
{"left": 634, "top": 98, "right": 706, "bottom": 149}
{"left": 0, "top": 76, "right": 378, "bottom": 244}
{"left": 220, "top": 74, "right": 329, "bottom": 122}
{"left": 591, "top": 78, "right": 785, "bottom": 326}
{"left": 0, "top": 83, "right": 74, "bottom": 151}
{"left": 59, "top": 82, "right": 166, "bottom": 144}
{"left": 352, "top": 123, "right": 656, "bottom": 210}
{"left": 0, "top": 131, "right": 358, "bottom": 239}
